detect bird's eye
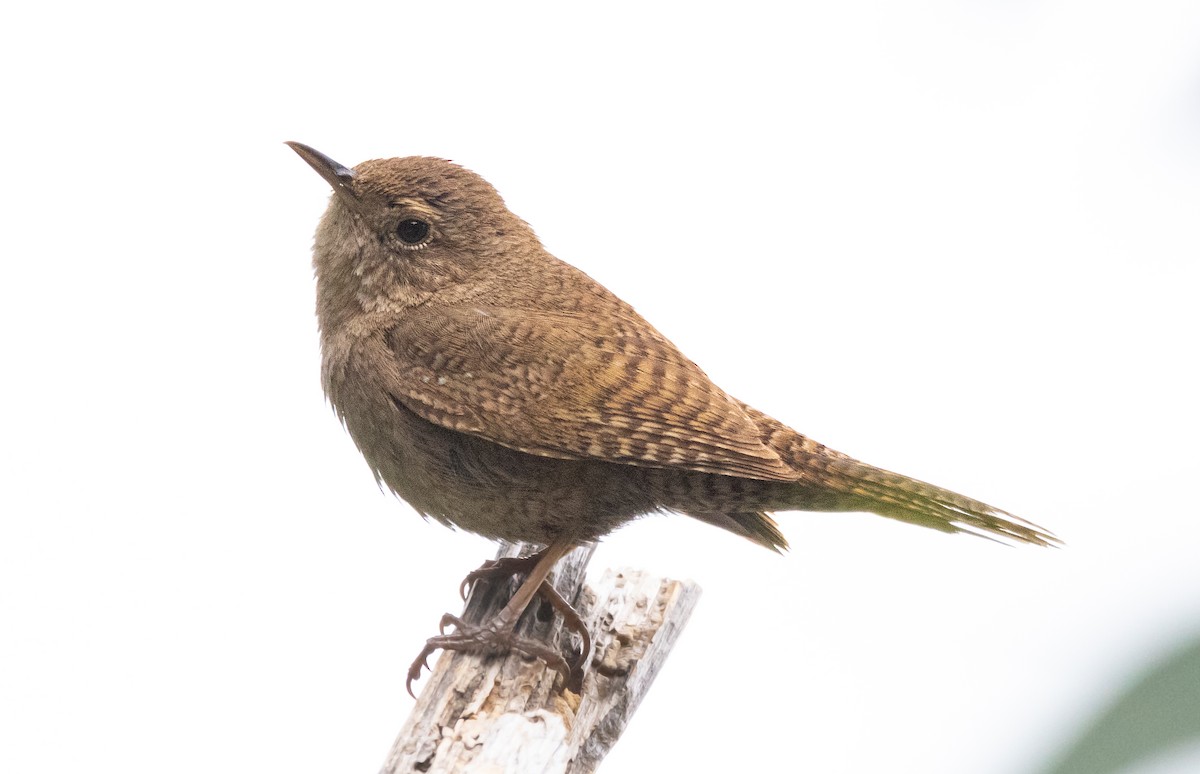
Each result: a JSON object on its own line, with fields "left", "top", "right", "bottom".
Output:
{"left": 396, "top": 219, "right": 430, "bottom": 245}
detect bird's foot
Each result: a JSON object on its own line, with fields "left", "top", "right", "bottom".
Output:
{"left": 405, "top": 613, "right": 575, "bottom": 698}
{"left": 458, "top": 553, "right": 593, "bottom": 685}
{"left": 459, "top": 553, "right": 544, "bottom": 600}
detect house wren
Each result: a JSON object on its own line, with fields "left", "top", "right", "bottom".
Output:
{"left": 287, "top": 142, "right": 1056, "bottom": 692}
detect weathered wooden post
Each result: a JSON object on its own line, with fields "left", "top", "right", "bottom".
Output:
{"left": 380, "top": 542, "right": 702, "bottom": 773}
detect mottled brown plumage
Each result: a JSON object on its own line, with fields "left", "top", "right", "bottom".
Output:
{"left": 287, "top": 142, "right": 1056, "bottom": 691}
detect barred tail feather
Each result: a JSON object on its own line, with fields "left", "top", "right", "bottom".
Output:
{"left": 820, "top": 458, "right": 1059, "bottom": 547}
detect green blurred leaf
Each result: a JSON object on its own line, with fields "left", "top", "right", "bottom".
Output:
{"left": 1041, "top": 634, "right": 1200, "bottom": 774}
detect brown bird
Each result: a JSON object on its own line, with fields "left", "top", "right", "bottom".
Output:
{"left": 286, "top": 142, "right": 1056, "bottom": 694}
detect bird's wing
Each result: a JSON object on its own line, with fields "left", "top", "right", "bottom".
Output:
{"left": 380, "top": 305, "right": 799, "bottom": 481}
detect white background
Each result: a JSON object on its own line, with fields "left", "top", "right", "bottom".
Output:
{"left": 3, "top": 2, "right": 1198, "bottom": 772}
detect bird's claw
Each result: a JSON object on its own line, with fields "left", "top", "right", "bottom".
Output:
{"left": 406, "top": 645, "right": 435, "bottom": 699}
{"left": 458, "top": 554, "right": 543, "bottom": 600}
{"left": 438, "top": 613, "right": 465, "bottom": 635}
{"left": 405, "top": 616, "right": 574, "bottom": 699}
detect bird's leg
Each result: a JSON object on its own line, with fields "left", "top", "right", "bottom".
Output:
{"left": 458, "top": 547, "right": 593, "bottom": 680}
{"left": 530, "top": 580, "right": 592, "bottom": 681}
{"left": 407, "top": 541, "right": 588, "bottom": 697}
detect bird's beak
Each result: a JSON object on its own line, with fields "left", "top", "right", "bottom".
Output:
{"left": 285, "top": 141, "right": 360, "bottom": 204}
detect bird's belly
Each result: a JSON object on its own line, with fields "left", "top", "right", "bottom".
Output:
{"left": 333, "top": 377, "right": 653, "bottom": 544}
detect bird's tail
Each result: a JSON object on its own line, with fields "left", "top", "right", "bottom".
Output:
{"left": 815, "top": 456, "right": 1059, "bottom": 547}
